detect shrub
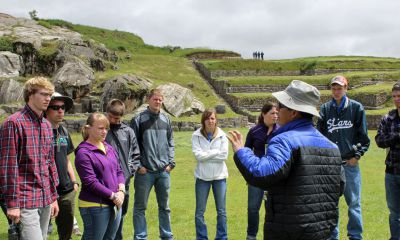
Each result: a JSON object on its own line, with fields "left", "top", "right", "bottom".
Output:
{"left": 0, "top": 36, "right": 13, "bottom": 51}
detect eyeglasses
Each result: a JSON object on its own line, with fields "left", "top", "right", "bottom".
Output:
{"left": 48, "top": 105, "right": 66, "bottom": 111}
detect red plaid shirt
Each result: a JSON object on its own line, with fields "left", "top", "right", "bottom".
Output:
{"left": 0, "top": 105, "right": 59, "bottom": 209}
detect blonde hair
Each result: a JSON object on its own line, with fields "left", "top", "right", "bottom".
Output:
{"left": 81, "top": 112, "right": 110, "bottom": 141}
{"left": 23, "top": 77, "right": 55, "bottom": 103}
{"left": 147, "top": 88, "right": 164, "bottom": 99}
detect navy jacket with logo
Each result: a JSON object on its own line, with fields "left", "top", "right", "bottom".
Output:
{"left": 317, "top": 97, "right": 370, "bottom": 160}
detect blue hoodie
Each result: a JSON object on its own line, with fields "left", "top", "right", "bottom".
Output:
{"left": 75, "top": 141, "right": 125, "bottom": 206}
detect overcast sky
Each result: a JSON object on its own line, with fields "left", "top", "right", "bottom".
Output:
{"left": 1, "top": 0, "right": 400, "bottom": 59}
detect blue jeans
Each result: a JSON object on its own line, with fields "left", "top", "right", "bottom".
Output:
{"left": 134, "top": 171, "right": 173, "bottom": 240}
{"left": 331, "top": 164, "right": 363, "bottom": 240}
{"left": 79, "top": 206, "right": 122, "bottom": 240}
{"left": 247, "top": 184, "right": 264, "bottom": 239}
{"left": 195, "top": 178, "right": 227, "bottom": 240}
{"left": 386, "top": 173, "right": 400, "bottom": 240}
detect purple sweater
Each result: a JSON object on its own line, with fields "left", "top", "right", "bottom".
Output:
{"left": 75, "top": 141, "right": 125, "bottom": 206}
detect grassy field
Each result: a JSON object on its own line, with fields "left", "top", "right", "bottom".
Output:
{"left": 0, "top": 130, "right": 390, "bottom": 239}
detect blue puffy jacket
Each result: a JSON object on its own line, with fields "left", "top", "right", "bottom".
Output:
{"left": 234, "top": 118, "right": 344, "bottom": 240}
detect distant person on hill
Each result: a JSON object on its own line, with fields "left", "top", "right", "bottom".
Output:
{"left": 105, "top": 99, "right": 141, "bottom": 240}
{"left": 261, "top": 52, "right": 264, "bottom": 60}
{"left": 130, "top": 88, "right": 175, "bottom": 240}
{"left": 253, "top": 52, "right": 257, "bottom": 59}
{"left": 317, "top": 75, "right": 370, "bottom": 240}
{"left": 45, "top": 92, "right": 77, "bottom": 240}
{"left": 0, "top": 77, "right": 59, "bottom": 240}
{"left": 257, "top": 51, "right": 261, "bottom": 60}
{"left": 375, "top": 82, "right": 400, "bottom": 240}
{"left": 192, "top": 109, "right": 229, "bottom": 240}
{"left": 228, "top": 80, "right": 344, "bottom": 239}
{"left": 75, "top": 113, "right": 125, "bottom": 239}
{"left": 245, "top": 102, "right": 278, "bottom": 240}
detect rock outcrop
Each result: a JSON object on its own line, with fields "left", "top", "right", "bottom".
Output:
{"left": 0, "top": 51, "right": 23, "bottom": 77}
{"left": 0, "top": 13, "right": 111, "bottom": 76}
{"left": 157, "top": 83, "right": 205, "bottom": 117}
{"left": 100, "top": 74, "right": 153, "bottom": 112}
{"left": 0, "top": 78, "right": 24, "bottom": 104}
{"left": 53, "top": 58, "right": 94, "bottom": 101}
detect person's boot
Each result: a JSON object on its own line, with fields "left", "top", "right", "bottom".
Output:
{"left": 8, "top": 223, "right": 19, "bottom": 240}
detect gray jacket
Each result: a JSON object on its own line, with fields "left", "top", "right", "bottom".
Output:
{"left": 105, "top": 122, "right": 140, "bottom": 184}
{"left": 130, "top": 108, "right": 175, "bottom": 172}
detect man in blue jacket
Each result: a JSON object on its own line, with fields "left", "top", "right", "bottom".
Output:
{"left": 131, "top": 89, "right": 175, "bottom": 240}
{"left": 317, "top": 76, "right": 370, "bottom": 240}
{"left": 228, "top": 80, "right": 344, "bottom": 240}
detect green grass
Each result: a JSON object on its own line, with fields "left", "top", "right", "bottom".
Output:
{"left": 0, "top": 130, "right": 390, "bottom": 239}
{"left": 217, "top": 71, "right": 400, "bottom": 87}
{"left": 201, "top": 56, "right": 400, "bottom": 72}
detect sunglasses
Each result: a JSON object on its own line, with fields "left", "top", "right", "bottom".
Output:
{"left": 48, "top": 105, "right": 66, "bottom": 111}
{"left": 278, "top": 102, "right": 288, "bottom": 109}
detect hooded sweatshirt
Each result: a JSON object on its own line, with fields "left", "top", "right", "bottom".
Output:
{"left": 75, "top": 141, "right": 125, "bottom": 206}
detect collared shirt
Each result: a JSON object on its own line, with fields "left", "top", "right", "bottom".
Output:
{"left": 0, "top": 105, "right": 59, "bottom": 209}
{"left": 375, "top": 109, "right": 400, "bottom": 174}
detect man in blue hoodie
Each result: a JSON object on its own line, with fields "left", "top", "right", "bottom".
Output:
{"left": 317, "top": 76, "right": 370, "bottom": 240}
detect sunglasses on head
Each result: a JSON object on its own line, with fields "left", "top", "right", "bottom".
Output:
{"left": 48, "top": 105, "right": 66, "bottom": 111}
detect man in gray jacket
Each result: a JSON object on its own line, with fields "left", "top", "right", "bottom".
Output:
{"left": 130, "top": 89, "right": 175, "bottom": 240}
{"left": 106, "top": 99, "right": 141, "bottom": 240}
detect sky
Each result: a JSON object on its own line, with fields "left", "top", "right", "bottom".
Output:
{"left": 1, "top": 0, "right": 400, "bottom": 59}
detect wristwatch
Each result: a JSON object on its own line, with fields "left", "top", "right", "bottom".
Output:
{"left": 118, "top": 188, "right": 126, "bottom": 194}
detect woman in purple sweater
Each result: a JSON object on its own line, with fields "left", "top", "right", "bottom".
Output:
{"left": 245, "top": 103, "right": 278, "bottom": 240}
{"left": 75, "top": 113, "right": 126, "bottom": 240}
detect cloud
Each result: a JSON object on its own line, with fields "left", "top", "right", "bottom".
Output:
{"left": 1, "top": 0, "right": 400, "bottom": 59}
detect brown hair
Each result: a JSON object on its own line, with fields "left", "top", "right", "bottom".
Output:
{"left": 147, "top": 88, "right": 164, "bottom": 99}
{"left": 81, "top": 112, "right": 110, "bottom": 141}
{"left": 23, "top": 77, "right": 55, "bottom": 103}
{"left": 392, "top": 82, "right": 400, "bottom": 92}
{"left": 106, "top": 99, "right": 125, "bottom": 116}
{"left": 200, "top": 108, "right": 218, "bottom": 138}
{"left": 257, "top": 102, "right": 277, "bottom": 124}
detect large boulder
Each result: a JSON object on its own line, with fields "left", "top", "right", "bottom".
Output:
{"left": 157, "top": 83, "right": 205, "bottom": 117}
{"left": 0, "top": 51, "right": 23, "bottom": 77}
{"left": 0, "top": 13, "right": 111, "bottom": 76}
{"left": 53, "top": 58, "right": 94, "bottom": 101}
{"left": 0, "top": 78, "right": 24, "bottom": 104}
{"left": 100, "top": 74, "right": 153, "bottom": 112}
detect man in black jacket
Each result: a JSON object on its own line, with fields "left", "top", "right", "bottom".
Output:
{"left": 105, "top": 99, "right": 141, "bottom": 240}
{"left": 228, "top": 80, "right": 345, "bottom": 240}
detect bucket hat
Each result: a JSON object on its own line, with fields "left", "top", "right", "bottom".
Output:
{"left": 272, "top": 80, "right": 320, "bottom": 117}
{"left": 50, "top": 92, "right": 73, "bottom": 111}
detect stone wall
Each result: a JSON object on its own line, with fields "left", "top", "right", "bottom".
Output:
{"left": 210, "top": 68, "right": 399, "bottom": 78}
{"left": 186, "top": 51, "right": 241, "bottom": 60}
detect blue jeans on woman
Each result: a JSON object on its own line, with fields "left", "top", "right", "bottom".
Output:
{"left": 247, "top": 184, "right": 264, "bottom": 240}
{"left": 134, "top": 171, "right": 173, "bottom": 240}
{"left": 195, "top": 178, "right": 227, "bottom": 240}
{"left": 331, "top": 164, "right": 363, "bottom": 240}
{"left": 386, "top": 173, "right": 400, "bottom": 240}
{"left": 79, "top": 206, "right": 122, "bottom": 240}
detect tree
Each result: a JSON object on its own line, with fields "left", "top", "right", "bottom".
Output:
{"left": 29, "top": 10, "right": 39, "bottom": 20}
